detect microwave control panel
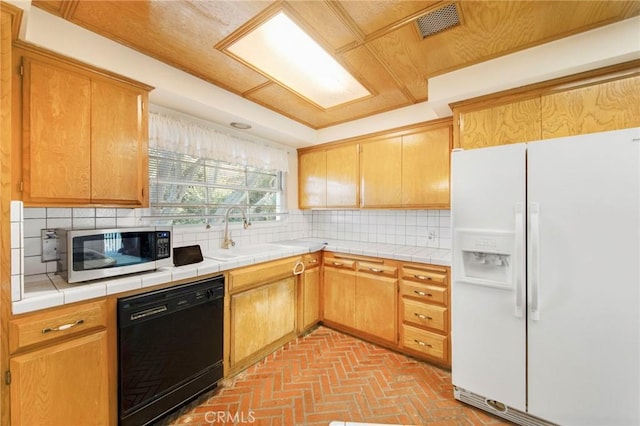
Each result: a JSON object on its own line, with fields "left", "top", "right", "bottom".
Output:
{"left": 156, "top": 231, "right": 171, "bottom": 259}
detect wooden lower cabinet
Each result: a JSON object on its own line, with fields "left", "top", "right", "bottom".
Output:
{"left": 322, "top": 263, "right": 356, "bottom": 329}
{"left": 322, "top": 252, "right": 450, "bottom": 367}
{"left": 322, "top": 253, "right": 399, "bottom": 346}
{"left": 8, "top": 299, "right": 110, "bottom": 425}
{"left": 399, "top": 263, "right": 451, "bottom": 367}
{"left": 299, "top": 253, "right": 321, "bottom": 331}
{"left": 10, "top": 331, "right": 109, "bottom": 425}
{"left": 354, "top": 263, "right": 398, "bottom": 344}
{"left": 229, "top": 275, "right": 297, "bottom": 372}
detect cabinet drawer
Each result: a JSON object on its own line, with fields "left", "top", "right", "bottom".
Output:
{"left": 402, "top": 299, "right": 448, "bottom": 332}
{"left": 9, "top": 300, "right": 107, "bottom": 354}
{"left": 323, "top": 257, "right": 356, "bottom": 270}
{"left": 400, "top": 281, "right": 448, "bottom": 305}
{"left": 357, "top": 261, "right": 397, "bottom": 278}
{"left": 402, "top": 324, "right": 447, "bottom": 361}
{"left": 303, "top": 252, "right": 322, "bottom": 269}
{"left": 402, "top": 267, "right": 447, "bottom": 285}
{"left": 229, "top": 256, "right": 301, "bottom": 292}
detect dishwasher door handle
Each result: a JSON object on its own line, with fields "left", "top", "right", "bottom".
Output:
{"left": 130, "top": 305, "right": 168, "bottom": 321}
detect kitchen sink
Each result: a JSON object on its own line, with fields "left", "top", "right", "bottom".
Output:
{"left": 203, "top": 244, "right": 291, "bottom": 261}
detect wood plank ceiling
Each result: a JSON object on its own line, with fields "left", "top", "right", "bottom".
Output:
{"left": 32, "top": 0, "right": 640, "bottom": 129}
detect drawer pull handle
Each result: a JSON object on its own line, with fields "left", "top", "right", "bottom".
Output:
{"left": 414, "top": 274, "right": 432, "bottom": 281}
{"left": 309, "top": 259, "right": 318, "bottom": 264}
{"left": 414, "top": 339, "right": 432, "bottom": 348}
{"left": 42, "top": 319, "right": 85, "bottom": 334}
{"left": 332, "top": 262, "right": 343, "bottom": 266}
{"left": 414, "top": 313, "right": 432, "bottom": 320}
{"left": 369, "top": 268, "right": 383, "bottom": 273}
{"left": 413, "top": 290, "right": 433, "bottom": 297}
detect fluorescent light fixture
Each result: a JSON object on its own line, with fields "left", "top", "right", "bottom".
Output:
{"left": 227, "top": 12, "right": 370, "bottom": 109}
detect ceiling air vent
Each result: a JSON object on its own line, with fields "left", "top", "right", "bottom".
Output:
{"left": 415, "top": 3, "right": 461, "bottom": 38}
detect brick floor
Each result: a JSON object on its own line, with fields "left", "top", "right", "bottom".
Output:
{"left": 160, "top": 326, "right": 511, "bottom": 426}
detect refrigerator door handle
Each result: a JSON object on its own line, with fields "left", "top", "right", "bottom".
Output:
{"left": 529, "top": 202, "right": 540, "bottom": 321}
{"left": 514, "top": 203, "right": 525, "bottom": 318}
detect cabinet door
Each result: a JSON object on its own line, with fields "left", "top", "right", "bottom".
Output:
{"left": 459, "top": 98, "right": 541, "bottom": 149}
{"left": 23, "top": 57, "right": 92, "bottom": 203}
{"left": 360, "top": 136, "right": 402, "bottom": 207}
{"left": 326, "top": 144, "right": 358, "bottom": 207}
{"left": 91, "top": 80, "right": 147, "bottom": 205}
{"left": 541, "top": 76, "right": 640, "bottom": 139}
{"left": 402, "top": 127, "right": 451, "bottom": 207}
{"left": 322, "top": 267, "right": 356, "bottom": 328}
{"left": 355, "top": 274, "right": 397, "bottom": 343}
{"left": 10, "top": 331, "right": 109, "bottom": 426}
{"left": 230, "top": 277, "right": 296, "bottom": 366}
{"left": 301, "top": 266, "right": 320, "bottom": 329}
{"left": 298, "top": 150, "right": 326, "bottom": 208}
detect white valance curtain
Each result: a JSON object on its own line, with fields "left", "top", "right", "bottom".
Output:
{"left": 149, "top": 112, "right": 289, "bottom": 172}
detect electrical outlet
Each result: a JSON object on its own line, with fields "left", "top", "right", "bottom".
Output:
{"left": 427, "top": 231, "right": 437, "bottom": 240}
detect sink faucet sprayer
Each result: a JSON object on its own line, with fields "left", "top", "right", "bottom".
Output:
{"left": 222, "top": 207, "right": 251, "bottom": 249}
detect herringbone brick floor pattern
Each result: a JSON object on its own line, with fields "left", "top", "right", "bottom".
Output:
{"left": 161, "top": 326, "right": 511, "bottom": 426}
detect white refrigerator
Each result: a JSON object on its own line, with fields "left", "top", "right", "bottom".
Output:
{"left": 451, "top": 127, "right": 640, "bottom": 425}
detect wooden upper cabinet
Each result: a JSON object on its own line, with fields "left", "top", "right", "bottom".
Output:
{"left": 453, "top": 62, "right": 640, "bottom": 149}
{"left": 326, "top": 144, "right": 358, "bottom": 208}
{"left": 16, "top": 43, "right": 152, "bottom": 207}
{"left": 299, "top": 120, "right": 453, "bottom": 209}
{"left": 91, "top": 80, "right": 148, "bottom": 205}
{"left": 360, "top": 136, "right": 402, "bottom": 207}
{"left": 360, "top": 122, "right": 452, "bottom": 209}
{"left": 402, "top": 126, "right": 451, "bottom": 208}
{"left": 541, "top": 75, "right": 640, "bottom": 139}
{"left": 458, "top": 98, "right": 541, "bottom": 149}
{"left": 23, "top": 58, "right": 92, "bottom": 203}
{"left": 298, "top": 143, "right": 358, "bottom": 208}
{"left": 298, "top": 149, "right": 326, "bottom": 208}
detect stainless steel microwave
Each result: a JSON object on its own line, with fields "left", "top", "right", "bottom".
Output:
{"left": 56, "top": 227, "right": 172, "bottom": 283}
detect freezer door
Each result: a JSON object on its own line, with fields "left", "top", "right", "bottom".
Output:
{"left": 527, "top": 127, "right": 640, "bottom": 425}
{"left": 451, "top": 143, "right": 526, "bottom": 411}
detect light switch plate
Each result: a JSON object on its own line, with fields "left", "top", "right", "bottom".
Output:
{"left": 41, "top": 229, "right": 60, "bottom": 262}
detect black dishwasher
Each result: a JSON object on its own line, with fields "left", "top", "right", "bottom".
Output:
{"left": 117, "top": 276, "right": 224, "bottom": 426}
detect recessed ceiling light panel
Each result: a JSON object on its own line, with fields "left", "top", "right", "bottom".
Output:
{"left": 226, "top": 12, "right": 370, "bottom": 109}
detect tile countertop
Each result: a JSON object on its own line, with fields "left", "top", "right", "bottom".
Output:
{"left": 13, "top": 238, "right": 451, "bottom": 315}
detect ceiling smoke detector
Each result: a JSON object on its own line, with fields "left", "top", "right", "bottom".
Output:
{"left": 415, "top": 3, "right": 461, "bottom": 38}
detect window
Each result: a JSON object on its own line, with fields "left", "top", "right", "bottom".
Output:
{"left": 148, "top": 147, "right": 284, "bottom": 225}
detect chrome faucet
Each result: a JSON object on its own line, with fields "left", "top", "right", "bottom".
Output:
{"left": 222, "top": 207, "right": 251, "bottom": 249}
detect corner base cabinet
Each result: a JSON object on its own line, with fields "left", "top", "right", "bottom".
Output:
{"left": 322, "top": 252, "right": 450, "bottom": 368}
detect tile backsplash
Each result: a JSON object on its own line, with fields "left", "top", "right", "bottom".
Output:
{"left": 312, "top": 209, "right": 451, "bottom": 249}
{"left": 13, "top": 203, "right": 450, "bottom": 283}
